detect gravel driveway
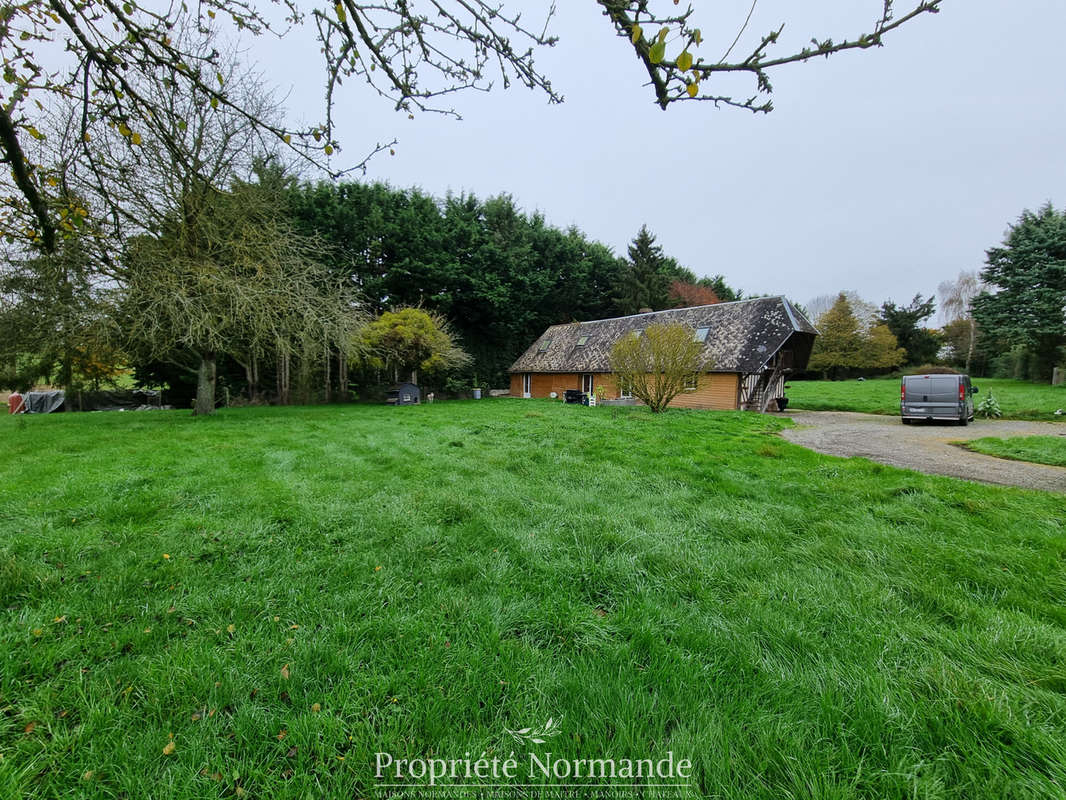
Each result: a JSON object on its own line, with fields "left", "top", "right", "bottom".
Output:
{"left": 781, "top": 410, "right": 1066, "bottom": 493}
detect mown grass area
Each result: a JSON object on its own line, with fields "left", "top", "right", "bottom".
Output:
{"left": 1, "top": 401, "right": 1065, "bottom": 799}
{"left": 788, "top": 377, "right": 1066, "bottom": 420}
{"left": 964, "top": 435, "right": 1066, "bottom": 468}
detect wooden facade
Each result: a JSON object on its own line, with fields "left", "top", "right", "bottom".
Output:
{"left": 508, "top": 371, "right": 741, "bottom": 410}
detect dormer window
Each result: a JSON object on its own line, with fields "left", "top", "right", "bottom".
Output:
{"left": 694, "top": 327, "right": 709, "bottom": 343}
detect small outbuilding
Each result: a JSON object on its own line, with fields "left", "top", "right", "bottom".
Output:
{"left": 386, "top": 382, "right": 421, "bottom": 405}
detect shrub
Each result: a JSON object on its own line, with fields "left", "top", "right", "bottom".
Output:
{"left": 977, "top": 393, "right": 1002, "bottom": 419}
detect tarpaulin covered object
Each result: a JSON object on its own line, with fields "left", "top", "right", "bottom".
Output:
{"left": 26, "top": 390, "right": 65, "bottom": 414}
{"left": 76, "top": 389, "right": 162, "bottom": 411}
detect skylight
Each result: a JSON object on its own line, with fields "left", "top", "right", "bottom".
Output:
{"left": 694, "top": 327, "right": 709, "bottom": 343}
{"left": 538, "top": 339, "right": 551, "bottom": 352}
{"left": 576, "top": 335, "right": 589, "bottom": 346}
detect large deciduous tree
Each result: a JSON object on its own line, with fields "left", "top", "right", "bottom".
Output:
{"left": 668, "top": 280, "right": 720, "bottom": 308}
{"left": 610, "top": 323, "right": 707, "bottom": 413}
{"left": 122, "top": 180, "right": 362, "bottom": 415}
{"left": 1, "top": 1, "right": 941, "bottom": 251}
{"left": 972, "top": 203, "right": 1066, "bottom": 381}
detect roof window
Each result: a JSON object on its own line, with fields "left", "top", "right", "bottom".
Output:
{"left": 694, "top": 327, "right": 709, "bottom": 343}
{"left": 576, "top": 335, "right": 589, "bottom": 346}
{"left": 538, "top": 339, "right": 551, "bottom": 352}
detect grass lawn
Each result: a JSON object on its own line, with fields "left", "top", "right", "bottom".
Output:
{"left": 1, "top": 401, "right": 1065, "bottom": 799}
{"left": 964, "top": 435, "right": 1066, "bottom": 468}
{"left": 788, "top": 377, "right": 1066, "bottom": 420}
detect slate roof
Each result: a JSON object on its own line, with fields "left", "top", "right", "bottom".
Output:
{"left": 509, "top": 296, "right": 817, "bottom": 374}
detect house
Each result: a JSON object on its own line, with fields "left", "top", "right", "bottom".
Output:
{"left": 508, "top": 297, "right": 818, "bottom": 411}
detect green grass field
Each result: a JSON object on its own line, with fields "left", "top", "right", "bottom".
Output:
{"left": 1, "top": 402, "right": 1065, "bottom": 799}
{"left": 788, "top": 377, "right": 1066, "bottom": 420}
{"left": 964, "top": 435, "right": 1066, "bottom": 468}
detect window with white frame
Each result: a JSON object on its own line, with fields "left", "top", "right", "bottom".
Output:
{"left": 684, "top": 374, "right": 699, "bottom": 391}
{"left": 618, "top": 377, "right": 634, "bottom": 399}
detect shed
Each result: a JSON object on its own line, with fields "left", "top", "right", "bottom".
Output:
{"left": 386, "top": 382, "right": 421, "bottom": 405}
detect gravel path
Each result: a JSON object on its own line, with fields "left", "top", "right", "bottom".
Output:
{"left": 781, "top": 410, "right": 1066, "bottom": 493}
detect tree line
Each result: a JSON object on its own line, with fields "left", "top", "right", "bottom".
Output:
{"left": 807, "top": 202, "right": 1066, "bottom": 381}
{"left": 0, "top": 0, "right": 950, "bottom": 413}
{"left": 0, "top": 162, "right": 741, "bottom": 410}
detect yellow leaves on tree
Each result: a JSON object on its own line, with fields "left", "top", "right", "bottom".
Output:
{"left": 356, "top": 307, "right": 470, "bottom": 383}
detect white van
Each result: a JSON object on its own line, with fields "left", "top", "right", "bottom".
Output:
{"left": 900, "top": 374, "right": 978, "bottom": 425}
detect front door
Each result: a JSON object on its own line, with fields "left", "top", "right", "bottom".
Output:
{"left": 581, "top": 373, "right": 594, "bottom": 394}
{"left": 523, "top": 373, "right": 532, "bottom": 398}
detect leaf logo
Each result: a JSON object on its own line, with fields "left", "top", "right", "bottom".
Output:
{"left": 505, "top": 718, "right": 561, "bottom": 746}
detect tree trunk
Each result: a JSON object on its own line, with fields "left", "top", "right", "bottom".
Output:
{"left": 277, "top": 347, "right": 290, "bottom": 405}
{"left": 194, "top": 352, "right": 217, "bottom": 416}
{"left": 965, "top": 318, "right": 975, "bottom": 374}
{"left": 338, "top": 351, "right": 349, "bottom": 402}
{"left": 323, "top": 343, "right": 332, "bottom": 404}
{"left": 244, "top": 355, "right": 260, "bottom": 403}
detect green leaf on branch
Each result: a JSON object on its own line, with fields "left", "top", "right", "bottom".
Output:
{"left": 649, "top": 41, "right": 666, "bottom": 64}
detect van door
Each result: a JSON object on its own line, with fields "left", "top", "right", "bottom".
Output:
{"left": 902, "top": 375, "right": 961, "bottom": 420}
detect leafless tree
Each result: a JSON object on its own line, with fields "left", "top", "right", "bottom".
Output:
{"left": 2, "top": 1, "right": 942, "bottom": 251}
{"left": 806, "top": 290, "right": 878, "bottom": 331}
{"left": 938, "top": 269, "right": 984, "bottom": 373}
{"left": 610, "top": 322, "right": 707, "bottom": 412}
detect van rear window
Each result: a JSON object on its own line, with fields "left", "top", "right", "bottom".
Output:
{"left": 930, "top": 377, "right": 957, "bottom": 395}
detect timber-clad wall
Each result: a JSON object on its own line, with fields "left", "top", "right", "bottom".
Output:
{"left": 510, "top": 372, "right": 740, "bottom": 410}
{"left": 668, "top": 373, "right": 739, "bottom": 410}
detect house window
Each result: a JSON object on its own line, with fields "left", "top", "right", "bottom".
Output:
{"left": 537, "top": 338, "right": 551, "bottom": 353}
{"left": 581, "top": 373, "right": 594, "bottom": 394}
{"left": 684, "top": 374, "right": 699, "bottom": 391}
{"left": 618, "top": 378, "right": 633, "bottom": 399}
{"left": 576, "top": 335, "right": 589, "bottom": 346}
{"left": 694, "top": 327, "right": 709, "bottom": 343}
{"left": 522, "top": 373, "right": 532, "bottom": 397}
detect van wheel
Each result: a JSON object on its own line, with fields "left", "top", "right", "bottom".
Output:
{"left": 901, "top": 418, "right": 912, "bottom": 425}
{"left": 958, "top": 416, "right": 968, "bottom": 427}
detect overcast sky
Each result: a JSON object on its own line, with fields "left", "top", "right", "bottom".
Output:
{"left": 250, "top": 1, "right": 1065, "bottom": 312}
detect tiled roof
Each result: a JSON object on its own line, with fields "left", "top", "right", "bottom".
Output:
{"left": 508, "top": 296, "right": 817, "bottom": 374}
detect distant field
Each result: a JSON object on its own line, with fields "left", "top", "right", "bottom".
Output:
{"left": 788, "top": 377, "right": 1066, "bottom": 420}
{"left": 964, "top": 435, "right": 1066, "bottom": 467}
{"left": 1, "top": 402, "right": 1065, "bottom": 798}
